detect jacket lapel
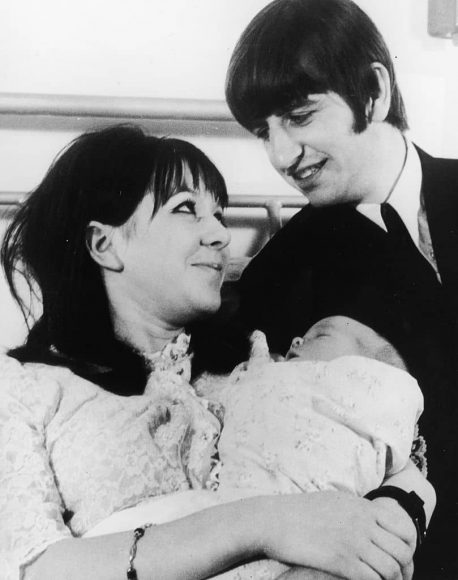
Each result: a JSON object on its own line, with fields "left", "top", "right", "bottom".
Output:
{"left": 418, "top": 146, "right": 458, "bottom": 337}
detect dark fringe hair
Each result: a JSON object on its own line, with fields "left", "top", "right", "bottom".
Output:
{"left": 2, "top": 125, "right": 250, "bottom": 394}
{"left": 226, "top": 0, "right": 408, "bottom": 134}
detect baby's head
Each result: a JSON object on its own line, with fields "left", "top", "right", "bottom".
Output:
{"left": 285, "top": 316, "right": 407, "bottom": 371}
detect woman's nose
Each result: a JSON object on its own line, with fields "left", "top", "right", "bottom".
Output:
{"left": 266, "top": 121, "right": 303, "bottom": 173}
{"left": 201, "top": 216, "right": 231, "bottom": 249}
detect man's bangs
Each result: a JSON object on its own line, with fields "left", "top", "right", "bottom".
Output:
{"left": 229, "top": 64, "right": 326, "bottom": 132}
{"left": 227, "top": 31, "right": 328, "bottom": 131}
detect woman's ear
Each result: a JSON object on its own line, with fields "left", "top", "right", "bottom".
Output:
{"left": 86, "top": 221, "right": 124, "bottom": 272}
{"left": 366, "top": 62, "right": 391, "bottom": 123}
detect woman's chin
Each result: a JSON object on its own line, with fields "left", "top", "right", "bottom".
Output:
{"left": 199, "top": 298, "right": 222, "bottom": 316}
{"left": 181, "top": 295, "right": 222, "bottom": 323}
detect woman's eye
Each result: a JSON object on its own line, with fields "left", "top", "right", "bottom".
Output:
{"left": 173, "top": 200, "right": 196, "bottom": 214}
{"left": 214, "top": 211, "right": 226, "bottom": 226}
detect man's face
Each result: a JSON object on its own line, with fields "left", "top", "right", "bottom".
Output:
{"left": 253, "top": 92, "right": 377, "bottom": 207}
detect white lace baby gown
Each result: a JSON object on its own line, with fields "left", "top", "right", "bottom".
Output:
{"left": 215, "top": 331, "right": 423, "bottom": 497}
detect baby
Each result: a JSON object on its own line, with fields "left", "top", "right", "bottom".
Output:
{"left": 86, "top": 316, "right": 424, "bottom": 579}
{"left": 213, "top": 315, "right": 423, "bottom": 498}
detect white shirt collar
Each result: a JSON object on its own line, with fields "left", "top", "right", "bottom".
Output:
{"left": 357, "top": 139, "right": 423, "bottom": 246}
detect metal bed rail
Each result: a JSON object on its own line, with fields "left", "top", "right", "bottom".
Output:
{"left": 227, "top": 194, "right": 306, "bottom": 233}
{"left": 0, "top": 93, "right": 309, "bottom": 234}
{"left": 0, "top": 93, "right": 234, "bottom": 122}
{"left": 0, "top": 192, "right": 307, "bottom": 236}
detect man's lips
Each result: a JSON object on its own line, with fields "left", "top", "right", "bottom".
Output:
{"left": 290, "top": 159, "right": 327, "bottom": 181}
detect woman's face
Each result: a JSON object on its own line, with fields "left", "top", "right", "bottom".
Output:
{"left": 115, "top": 179, "right": 230, "bottom": 327}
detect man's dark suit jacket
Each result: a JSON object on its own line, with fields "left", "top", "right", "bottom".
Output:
{"left": 238, "top": 147, "right": 457, "bottom": 579}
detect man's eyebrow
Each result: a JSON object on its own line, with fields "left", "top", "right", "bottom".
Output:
{"left": 249, "top": 97, "right": 319, "bottom": 127}
{"left": 273, "top": 98, "right": 318, "bottom": 118}
{"left": 287, "top": 97, "right": 321, "bottom": 111}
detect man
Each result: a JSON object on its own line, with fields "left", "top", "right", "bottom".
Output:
{"left": 225, "top": 0, "right": 457, "bottom": 578}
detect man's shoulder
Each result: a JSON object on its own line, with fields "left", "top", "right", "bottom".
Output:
{"left": 415, "top": 145, "right": 458, "bottom": 179}
{"left": 260, "top": 202, "right": 378, "bottom": 249}
{"left": 240, "top": 202, "right": 384, "bottom": 285}
{"left": 415, "top": 145, "right": 458, "bottom": 216}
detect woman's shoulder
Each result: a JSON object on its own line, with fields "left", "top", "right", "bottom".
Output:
{"left": 0, "top": 352, "right": 101, "bottom": 425}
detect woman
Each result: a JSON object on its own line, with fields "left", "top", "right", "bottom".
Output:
{"left": 0, "top": 125, "right": 427, "bottom": 580}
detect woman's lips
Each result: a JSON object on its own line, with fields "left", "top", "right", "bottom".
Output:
{"left": 192, "top": 262, "right": 223, "bottom": 271}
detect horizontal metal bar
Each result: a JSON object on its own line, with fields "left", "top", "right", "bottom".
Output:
{"left": 0, "top": 92, "right": 234, "bottom": 122}
{"left": 0, "top": 193, "right": 26, "bottom": 206}
{"left": 0, "top": 191, "right": 306, "bottom": 238}
{"left": 0, "top": 191, "right": 307, "bottom": 209}
{"left": 227, "top": 195, "right": 306, "bottom": 209}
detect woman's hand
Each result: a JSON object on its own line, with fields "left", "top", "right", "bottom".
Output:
{"left": 256, "top": 491, "right": 416, "bottom": 580}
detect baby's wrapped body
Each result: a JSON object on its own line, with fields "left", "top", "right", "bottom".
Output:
{"left": 88, "top": 333, "right": 423, "bottom": 580}
{"left": 215, "top": 349, "right": 423, "bottom": 498}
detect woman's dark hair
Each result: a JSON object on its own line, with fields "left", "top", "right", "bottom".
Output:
{"left": 1, "top": 125, "right": 247, "bottom": 393}
{"left": 226, "top": 0, "right": 408, "bottom": 134}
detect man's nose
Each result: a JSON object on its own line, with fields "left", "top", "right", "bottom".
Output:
{"left": 266, "top": 122, "right": 303, "bottom": 173}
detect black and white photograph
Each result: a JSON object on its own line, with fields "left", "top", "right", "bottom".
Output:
{"left": 0, "top": 1, "right": 457, "bottom": 579}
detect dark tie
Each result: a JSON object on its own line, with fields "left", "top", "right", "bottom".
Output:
{"left": 381, "top": 203, "right": 414, "bottom": 248}
{"left": 380, "top": 203, "right": 436, "bottom": 276}
{"left": 379, "top": 201, "right": 445, "bottom": 356}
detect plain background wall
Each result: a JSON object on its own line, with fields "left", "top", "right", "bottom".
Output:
{"left": 1, "top": 0, "right": 458, "bottom": 199}
{"left": 1, "top": 0, "right": 458, "bottom": 349}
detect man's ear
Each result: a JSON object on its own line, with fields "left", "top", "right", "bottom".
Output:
{"left": 86, "top": 221, "right": 124, "bottom": 272}
{"left": 366, "top": 62, "right": 391, "bottom": 123}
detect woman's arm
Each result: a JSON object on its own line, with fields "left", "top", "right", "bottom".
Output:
{"left": 28, "top": 491, "right": 416, "bottom": 580}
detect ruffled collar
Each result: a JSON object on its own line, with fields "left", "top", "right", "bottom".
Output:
{"left": 142, "top": 332, "right": 192, "bottom": 383}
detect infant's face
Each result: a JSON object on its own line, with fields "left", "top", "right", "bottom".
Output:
{"left": 285, "top": 316, "right": 385, "bottom": 362}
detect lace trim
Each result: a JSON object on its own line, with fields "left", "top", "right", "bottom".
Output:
{"left": 142, "top": 333, "right": 192, "bottom": 382}
{"left": 410, "top": 424, "right": 427, "bottom": 476}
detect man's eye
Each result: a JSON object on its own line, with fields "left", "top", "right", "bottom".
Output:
{"left": 252, "top": 126, "right": 269, "bottom": 141}
{"left": 173, "top": 200, "right": 196, "bottom": 214}
{"left": 288, "top": 112, "right": 313, "bottom": 126}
